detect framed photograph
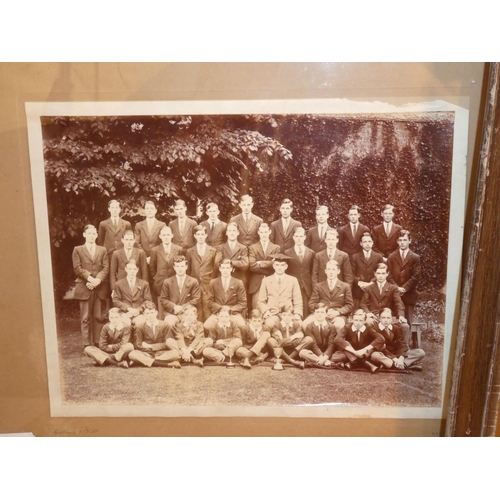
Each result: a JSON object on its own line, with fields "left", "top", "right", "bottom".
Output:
{"left": 26, "top": 97, "right": 468, "bottom": 419}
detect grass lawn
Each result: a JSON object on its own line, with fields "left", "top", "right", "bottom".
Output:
{"left": 56, "top": 316, "right": 443, "bottom": 408}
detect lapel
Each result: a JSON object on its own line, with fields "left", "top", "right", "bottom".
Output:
{"left": 331, "top": 282, "right": 342, "bottom": 299}
{"left": 107, "top": 218, "right": 119, "bottom": 236}
{"left": 248, "top": 215, "right": 259, "bottom": 233}
{"left": 397, "top": 251, "right": 405, "bottom": 267}
{"left": 346, "top": 224, "right": 355, "bottom": 243}
{"left": 83, "top": 245, "right": 96, "bottom": 262}
{"left": 225, "top": 242, "right": 237, "bottom": 258}
{"left": 320, "top": 280, "right": 331, "bottom": 298}
{"left": 109, "top": 326, "right": 120, "bottom": 342}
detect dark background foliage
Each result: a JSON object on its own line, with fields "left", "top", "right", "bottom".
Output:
{"left": 41, "top": 112, "right": 454, "bottom": 304}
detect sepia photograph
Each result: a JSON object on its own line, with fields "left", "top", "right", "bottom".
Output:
{"left": 26, "top": 98, "right": 467, "bottom": 418}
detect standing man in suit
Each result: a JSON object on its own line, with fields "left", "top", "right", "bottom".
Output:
{"left": 97, "top": 199, "right": 132, "bottom": 258}
{"left": 201, "top": 202, "right": 227, "bottom": 248}
{"left": 248, "top": 223, "right": 281, "bottom": 310}
{"left": 109, "top": 230, "right": 148, "bottom": 291}
{"left": 258, "top": 255, "right": 303, "bottom": 330}
{"left": 360, "top": 262, "right": 410, "bottom": 345}
{"left": 305, "top": 205, "right": 332, "bottom": 253}
{"left": 168, "top": 199, "right": 197, "bottom": 251}
{"left": 351, "top": 232, "right": 384, "bottom": 309}
{"left": 186, "top": 225, "right": 223, "bottom": 321}
{"left": 204, "top": 259, "right": 247, "bottom": 330}
{"left": 229, "top": 194, "right": 263, "bottom": 247}
{"left": 387, "top": 229, "right": 421, "bottom": 329}
{"left": 270, "top": 198, "right": 302, "bottom": 252}
{"left": 312, "top": 228, "right": 353, "bottom": 286}
{"left": 134, "top": 200, "right": 166, "bottom": 263}
{"left": 159, "top": 255, "right": 201, "bottom": 327}
{"left": 73, "top": 224, "right": 110, "bottom": 347}
{"left": 284, "top": 226, "right": 315, "bottom": 318}
{"left": 112, "top": 259, "right": 152, "bottom": 330}
{"left": 215, "top": 222, "right": 249, "bottom": 286}
{"left": 372, "top": 204, "right": 403, "bottom": 261}
{"left": 306, "top": 260, "right": 353, "bottom": 332}
{"left": 338, "top": 205, "right": 370, "bottom": 260}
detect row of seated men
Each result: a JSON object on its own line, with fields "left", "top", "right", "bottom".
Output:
{"left": 84, "top": 300, "right": 425, "bottom": 372}
{"left": 72, "top": 196, "right": 420, "bottom": 353}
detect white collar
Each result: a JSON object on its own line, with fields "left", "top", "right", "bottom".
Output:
{"left": 379, "top": 323, "right": 393, "bottom": 331}
{"left": 109, "top": 323, "right": 124, "bottom": 332}
{"left": 280, "top": 321, "right": 293, "bottom": 329}
{"left": 218, "top": 322, "right": 231, "bottom": 328}
{"left": 147, "top": 320, "right": 159, "bottom": 328}
{"left": 314, "top": 321, "right": 329, "bottom": 328}
{"left": 351, "top": 324, "right": 367, "bottom": 332}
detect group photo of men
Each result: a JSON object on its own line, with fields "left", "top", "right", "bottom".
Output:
{"left": 38, "top": 109, "right": 455, "bottom": 409}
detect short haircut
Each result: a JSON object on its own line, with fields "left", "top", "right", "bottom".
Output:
{"left": 219, "top": 258, "right": 233, "bottom": 268}
{"left": 194, "top": 224, "right": 207, "bottom": 235}
{"left": 125, "top": 259, "right": 138, "bottom": 268}
{"left": 174, "top": 199, "right": 186, "bottom": 208}
{"left": 108, "top": 199, "right": 120, "bottom": 207}
{"left": 250, "top": 309, "right": 262, "bottom": 319}
{"left": 325, "top": 228, "right": 339, "bottom": 238}
{"left": 144, "top": 200, "right": 156, "bottom": 209}
{"left": 259, "top": 222, "right": 270, "bottom": 231}
{"left": 326, "top": 259, "right": 339, "bottom": 270}
{"left": 398, "top": 229, "right": 411, "bottom": 239}
{"left": 293, "top": 226, "right": 305, "bottom": 235}
{"left": 313, "top": 302, "right": 327, "bottom": 312}
{"left": 160, "top": 225, "right": 173, "bottom": 234}
{"left": 380, "top": 307, "right": 392, "bottom": 316}
{"left": 206, "top": 202, "right": 219, "bottom": 211}
{"left": 280, "top": 198, "right": 293, "bottom": 207}
{"left": 375, "top": 263, "right": 388, "bottom": 273}
{"left": 108, "top": 307, "right": 121, "bottom": 317}
{"left": 316, "top": 205, "right": 329, "bottom": 214}
{"left": 173, "top": 255, "right": 187, "bottom": 264}
{"left": 353, "top": 308, "right": 367, "bottom": 320}
{"left": 219, "top": 305, "right": 231, "bottom": 315}
{"left": 226, "top": 221, "right": 239, "bottom": 231}
{"left": 183, "top": 305, "right": 198, "bottom": 316}
{"left": 381, "top": 204, "right": 394, "bottom": 212}
{"left": 280, "top": 304, "right": 294, "bottom": 314}
{"left": 122, "top": 229, "right": 134, "bottom": 239}
{"left": 240, "top": 194, "right": 253, "bottom": 204}
{"left": 142, "top": 300, "right": 157, "bottom": 312}
{"left": 84, "top": 224, "right": 96, "bottom": 232}
{"left": 349, "top": 205, "right": 361, "bottom": 213}
{"left": 360, "top": 231, "right": 373, "bottom": 241}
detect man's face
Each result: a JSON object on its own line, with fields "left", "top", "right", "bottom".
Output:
{"left": 316, "top": 209, "right": 328, "bottom": 225}
{"left": 281, "top": 311, "right": 293, "bottom": 324}
{"left": 258, "top": 226, "right": 271, "bottom": 242}
{"left": 174, "top": 204, "right": 187, "bottom": 218}
{"left": 361, "top": 236, "right": 374, "bottom": 252}
{"left": 280, "top": 203, "right": 292, "bottom": 219}
{"left": 108, "top": 201, "right": 121, "bottom": 218}
{"left": 218, "top": 310, "right": 231, "bottom": 324}
{"left": 374, "top": 268, "right": 389, "bottom": 283}
{"left": 382, "top": 208, "right": 394, "bottom": 223}
{"left": 206, "top": 206, "right": 219, "bottom": 221}
{"left": 219, "top": 263, "right": 233, "bottom": 279}
{"left": 293, "top": 229, "right": 306, "bottom": 246}
{"left": 379, "top": 310, "right": 393, "bottom": 327}
{"left": 174, "top": 261, "right": 187, "bottom": 276}
{"left": 325, "top": 263, "right": 340, "bottom": 281}
{"left": 397, "top": 234, "right": 411, "bottom": 251}
{"left": 145, "top": 203, "right": 157, "bottom": 218}
{"left": 325, "top": 233, "right": 338, "bottom": 249}
{"left": 273, "top": 261, "right": 288, "bottom": 275}
{"left": 122, "top": 233, "right": 135, "bottom": 250}
{"left": 144, "top": 308, "right": 158, "bottom": 323}
{"left": 183, "top": 308, "right": 197, "bottom": 324}
{"left": 348, "top": 209, "right": 360, "bottom": 224}
{"left": 226, "top": 225, "right": 239, "bottom": 242}
{"left": 194, "top": 230, "right": 207, "bottom": 245}
{"left": 314, "top": 307, "right": 327, "bottom": 323}
{"left": 108, "top": 310, "right": 121, "bottom": 326}
{"left": 159, "top": 227, "right": 173, "bottom": 245}
{"left": 352, "top": 314, "right": 365, "bottom": 329}
{"left": 250, "top": 317, "right": 263, "bottom": 330}
{"left": 240, "top": 199, "right": 253, "bottom": 215}
{"left": 125, "top": 263, "right": 139, "bottom": 279}
{"left": 84, "top": 227, "right": 97, "bottom": 244}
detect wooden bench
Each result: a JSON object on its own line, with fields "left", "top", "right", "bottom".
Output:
{"left": 411, "top": 322, "right": 426, "bottom": 349}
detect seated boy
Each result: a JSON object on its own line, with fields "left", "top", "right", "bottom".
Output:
{"left": 267, "top": 305, "right": 311, "bottom": 369}
{"left": 236, "top": 309, "right": 271, "bottom": 369}
{"left": 128, "top": 301, "right": 181, "bottom": 368}
{"left": 369, "top": 307, "right": 426, "bottom": 371}
{"left": 331, "top": 309, "right": 385, "bottom": 373}
{"left": 298, "top": 303, "right": 336, "bottom": 367}
{"left": 172, "top": 305, "right": 212, "bottom": 367}
{"left": 84, "top": 307, "right": 134, "bottom": 368}
{"left": 202, "top": 306, "right": 243, "bottom": 363}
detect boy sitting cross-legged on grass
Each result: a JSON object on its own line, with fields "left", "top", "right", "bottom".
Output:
{"left": 128, "top": 301, "right": 181, "bottom": 368}
{"left": 236, "top": 309, "right": 271, "bottom": 369}
{"left": 84, "top": 307, "right": 134, "bottom": 368}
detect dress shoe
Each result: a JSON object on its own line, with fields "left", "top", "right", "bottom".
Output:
{"left": 253, "top": 352, "right": 268, "bottom": 364}
{"left": 241, "top": 357, "right": 252, "bottom": 369}
{"left": 168, "top": 361, "right": 182, "bottom": 369}
{"left": 409, "top": 364, "right": 422, "bottom": 372}
{"left": 192, "top": 358, "right": 204, "bottom": 368}
{"left": 363, "top": 360, "right": 379, "bottom": 374}
{"left": 344, "top": 362, "right": 352, "bottom": 370}
{"left": 293, "top": 360, "right": 305, "bottom": 369}
{"left": 117, "top": 361, "right": 129, "bottom": 369}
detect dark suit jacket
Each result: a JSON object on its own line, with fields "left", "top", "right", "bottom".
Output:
{"left": 240, "top": 325, "right": 270, "bottom": 349}
{"left": 148, "top": 243, "right": 183, "bottom": 295}
{"left": 208, "top": 322, "right": 242, "bottom": 343}
{"left": 284, "top": 246, "right": 315, "bottom": 298}
{"left": 173, "top": 320, "right": 205, "bottom": 350}
{"left": 338, "top": 223, "right": 370, "bottom": 257}
{"left": 229, "top": 213, "right": 263, "bottom": 247}
{"left": 271, "top": 321, "right": 303, "bottom": 339}
{"left": 168, "top": 217, "right": 197, "bottom": 250}
{"left": 98, "top": 323, "right": 132, "bottom": 352}
{"left": 309, "top": 280, "right": 353, "bottom": 317}
{"left": 334, "top": 324, "right": 385, "bottom": 352}
{"left": 372, "top": 223, "right": 403, "bottom": 258}
{"left": 248, "top": 241, "right": 281, "bottom": 295}
{"left": 351, "top": 250, "right": 384, "bottom": 299}
{"left": 360, "top": 282, "right": 405, "bottom": 318}
{"left": 201, "top": 220, "right": 227, "bottom": 248}
{"left": 134, "top": 219, "right": 166, "bottom": 257}
{"left": 312, "top": 248, "right": 353, "bottom": 286}
{"left": 134, "top": 321, "right": 174, "bottom": 351}
{"left": 387, "top": 249, "right": 421, "bottom": 305}
{"left": 304, "top": 322, "right": 336, "bottom": 357}
{"left": 216, "top": 241, "right": 249, "bottom": 283}
{"left": 159, "top": 275, "right": 201, "bottom": 314}
{"left": 72, "top": 244, "right": 110, "bottom": 300}
{"left": 186, "top": 245, "right": 222, "bottom": 290}
{"left": 304, "top": 224, "right": 333, "bottom": 253}
{"left": 207, "top": 277, "right": 247, "bottom": 315}
{"left": 109, "top": 247, "right": 149, "bottom": 290}
{"left": 270, "top": 217, "right": 302, "bottom": 251}
{"left": 376, "top": 323, "right": 408, "bottom": 358}
{"left": 97, "top": 217, "right": 132, "bottom": 255}
{"left": 113, "top": 278, "right": 152, "bottom": 312}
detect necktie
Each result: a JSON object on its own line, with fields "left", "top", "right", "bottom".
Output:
{"left": 385, "top": 223, "right": 390, "bottom": 236}
{"left": 298, "top": 248, "right": 303, "bottom": 261}
{"left": 126, "top": 250, "right": 131, "bottom": 260}
{"left": 245, "top": 216, "right": 250, "bottom": 226}
{"left": 278, "top": 277, "right": 282, "bottom": 286}
{"left": 319, "top": 227, "right": 324, "bottom": 240}
{"left": 222, "top": 325, "right": 227, "bottom": 338}
{"left": 283, "top": 219, "right": 288, "bottom": 233}
{"left": 147, "top": 220, "right": 153, "bottom": 235}
{"left": 379, "top": 284, "right": 384, "bottom": 295}
{"left": 211, "top": 222, "right": 215, "bottom": 231}
{"left": 129, "top": 279, "right": 134, "bottom": 290}
{"left": 152, "top": 324, "right": 156, "bottom": 339}
{"left": 178, "top": 279, "right": 184, "bottom": 290}
{"left": 285, "top": 326, "right": 290, "bottom": 339}
{"left": 402, "top": 250, "right": 407, "bottom": 261}
{"left": 328, "top": 251, "right": 332, "bottom": 260}
{"left": 113, "top": 218, "right": 117, "bottom": 228}
{"left": 89, "top": 245, "right": 95, "bottom": 257}
{"left": 329, "top": 281, "right": 334, "bottom": 291}
{"left": 179, "top": 221, "right": 184, "bottom": 234}
{"left": 364, "top": 251, "right": 370, "bottom": 260}
{"left": 223, "top": 279, "right": 229, "bottom": 292}
{"left": 352, "top": 224, "right": 357, "bottom": 238}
